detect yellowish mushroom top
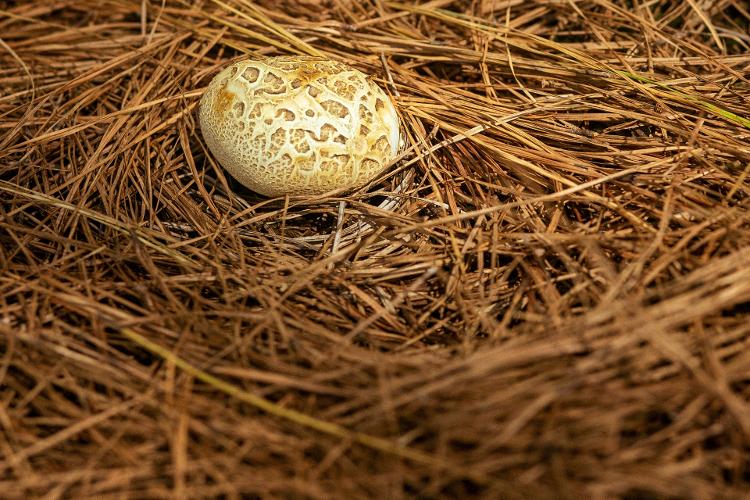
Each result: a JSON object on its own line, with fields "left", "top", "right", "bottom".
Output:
{"left": 199, "top": 56, "right": 400, "bottom": 197}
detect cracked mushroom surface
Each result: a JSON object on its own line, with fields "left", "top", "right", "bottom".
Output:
{"left": 199, "top": 56, "right": 401, "bottom": 197}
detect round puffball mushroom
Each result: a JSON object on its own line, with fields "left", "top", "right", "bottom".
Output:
{"left": 199, "top": 56, "right": 401, "bottom": 197}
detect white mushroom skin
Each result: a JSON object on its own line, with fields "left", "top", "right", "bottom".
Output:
{"left": 199, "top": 56, "right": 401, "bottom": 197}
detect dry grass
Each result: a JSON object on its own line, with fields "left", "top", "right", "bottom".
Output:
{"left": 1, "top": 0, "right": 750, "bottom": 498}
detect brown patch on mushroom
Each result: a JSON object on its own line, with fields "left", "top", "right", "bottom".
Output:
{"left": 361, "top": 158, "right": 380, "bottom": 172}
{"left": 320, "top": 100, "right": 350, "bottom": 119}
{"left": 242, "top": 66, "right": 259, "bottom": 82}
{"left": 232, "top": 101, "right": 245, "bottom": 117}
{"left": 373, "top": 136, "right": 390, "bottom": 153}
{"left": 307, "top": 85, "right": 321, "bottom": 98}
{"left": 215, "top": 88, "right": 235, "bottom": 115}
{"left": 276, "top": 108, "right": 296, "bottom": 121}
{"left": 295, "top": 156, "right": 316, "bottom": 173}
{"left": 262, "top": 72, "right": 286, "bottom": 94}
{"left": 294, "top": 66, "right": 327, "bottom": 85}
{"left": 320, "top": 124, "right": 337, "bottom": 141}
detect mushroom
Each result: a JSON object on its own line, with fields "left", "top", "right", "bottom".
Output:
{"left": 199, "top": 56, "right": 401, "bottom": 197}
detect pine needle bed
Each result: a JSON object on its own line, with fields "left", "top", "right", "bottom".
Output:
{"left": 1, "top": 0, "right": 749, "bottom": 498}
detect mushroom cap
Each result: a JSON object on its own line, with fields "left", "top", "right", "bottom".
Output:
{"left": 199, "top": 56, "right": 401, "bottom": 197}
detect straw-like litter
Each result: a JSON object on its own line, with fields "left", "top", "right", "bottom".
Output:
{"left": 1, "top": 0, "right": 750, "bottom": 498}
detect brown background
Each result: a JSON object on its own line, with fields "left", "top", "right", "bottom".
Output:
{"left": 1, "top": 0, "right": 749, "bottom": 498}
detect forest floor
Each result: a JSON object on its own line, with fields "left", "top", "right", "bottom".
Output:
{"left": 1, "top": 0, "right": 750, "bottom": 498}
